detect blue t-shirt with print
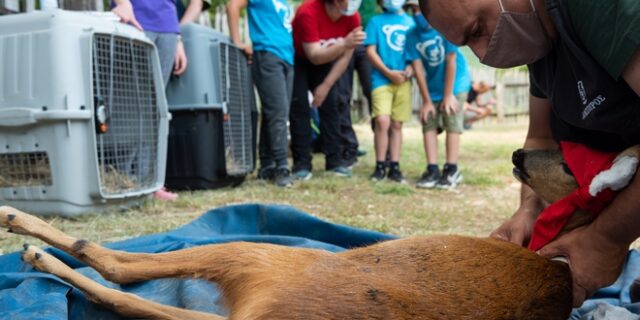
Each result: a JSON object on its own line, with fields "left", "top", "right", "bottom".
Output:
{"left": 364, "top": 12, "right": 415, "bottom": 90}
{"left": 405, "top": 22, "right": 471, "bottom": 102}
{"left": 247, "top": 0, "right": 294, "bottom": 65}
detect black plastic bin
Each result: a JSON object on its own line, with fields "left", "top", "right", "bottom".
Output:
{"left": 166, "top": 109, "right": 257, "bottom": 190}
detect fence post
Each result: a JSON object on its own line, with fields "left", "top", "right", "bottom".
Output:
{"left": 495, "top": 80, "right": 506, "bottom": 122}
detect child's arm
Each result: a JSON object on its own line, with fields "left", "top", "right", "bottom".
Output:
{"left": 304, "top": 27, "right": 365, "bottom": 66}
{"left": 366, "top": 45, "right": 407, "bottom": 85}
{"left": 412, "top": 59, "right": 436, "bottom": 124}
{"left": 227, "top": 0, "right": 252, "bottom": 59}
{"left": 441, "top": 52, "right": 458, "bottom": 115}
{"left": 311, "top": 48, "right": 355, "bottom": 107}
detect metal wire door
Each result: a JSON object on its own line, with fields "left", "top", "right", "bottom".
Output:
{"left": 92, "top": 34, "right": 160, "bottom": 195}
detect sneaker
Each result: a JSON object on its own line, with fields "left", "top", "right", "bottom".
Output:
{"left": 330, "top": 166, "right": 352, "bottom": 178}
{"left": 257, "top": 166, "right": 276, "bottom": 180}
{"left": 416, "top": 168, "right": 440, "bottom": 189}
{"left": 631, "top": 278, "right": 640, "bottom": 303}
{"left": 370, "top": 165, "right": 386, "bottom": 181}
{"left": 274, "top": 168, "right": 293, "bottom": 187}
{"left": 356, "top": 148, "right": 367, "bottom": 157}
{"left": 154, "top": 187, "right": 178, "bottom": 201}
{"left": 293, "top": 169, "right": 313, "bottom": 181}
{"left": 387, "top": 168, "right": 406, "bottom": 183}
{"left": 435, "top": 165, "right": 463, "bottom": 189}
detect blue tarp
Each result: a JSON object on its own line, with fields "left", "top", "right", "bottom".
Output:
{"left": 0, "top": 203, "right": 637, "bottom": 319}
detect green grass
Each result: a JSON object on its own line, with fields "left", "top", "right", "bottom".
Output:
{"left": 0, "top": 119, "right": 529, "bottom": 254}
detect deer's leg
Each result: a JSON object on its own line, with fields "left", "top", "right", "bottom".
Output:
{"left": 0, "top": 207, "right": 303, "bottom": 287}
{"left": 20, "top": 244, "right": 225, "bottom": 320}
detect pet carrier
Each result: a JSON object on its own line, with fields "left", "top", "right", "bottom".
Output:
{"left": 0, "top": 10, "right": 169, "bottom": 216}
{"left": 165, "top": 23, "right": 256, "bottom": 190}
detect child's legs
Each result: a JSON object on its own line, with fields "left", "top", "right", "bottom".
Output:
{"left": 252, "top": 51, "right": 293, "bottom": 169}
{"left": 422, "top": 100, "right": 442, "bottom": 165}
{"left": 372, "top": 85, "right": 394, "bottom": 162}
{"left": 441, "top": 93, "right": 467, "bottom": 163}
{"left": 389, "top": 81, "right": 412, "bottom": 162}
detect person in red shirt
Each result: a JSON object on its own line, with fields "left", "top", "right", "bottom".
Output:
{"left": 289, "top": 0, "right": 366, "bottom": 179}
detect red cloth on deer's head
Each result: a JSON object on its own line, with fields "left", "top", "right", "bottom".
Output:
{"left": 527, "top": 141, "right": 618, "bottom": 252}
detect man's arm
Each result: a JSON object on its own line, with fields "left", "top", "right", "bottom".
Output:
{"left": 491, "top": 95, "right": 557, "bottom": 245}
{"left": 622, "top": 48, "right": 640, "bottom": 96}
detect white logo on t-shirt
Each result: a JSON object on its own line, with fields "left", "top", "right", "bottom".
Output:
{"left": 319, "top": 38, "right": 341, "bottom": 48}
{"left": 272, "top": 0, "right": 292, "bottom": 32}
{"left": 382, "top": 24, "right": 410, "bottom": 52}
{"left": 417, "top": 36, "right": 444, "bottom": 67}
{"left": 577, "top": 80, "right": 607, "bottom": 120}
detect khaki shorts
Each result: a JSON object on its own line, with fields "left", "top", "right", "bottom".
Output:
{"left": 423, "top": 93, "right": 467, "bottom": 134}
{"left": 371, "top": 81, "right": 412, "bottom": 122}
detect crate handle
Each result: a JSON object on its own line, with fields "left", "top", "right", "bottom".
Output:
{"left": 0, "top": 108, "right": 92, "bottom": 127}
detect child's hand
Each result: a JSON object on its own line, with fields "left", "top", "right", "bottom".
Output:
{"left": 312, "top": 83, "right": 330, "bottom": 108}
{"left": 388, "top": 71, "right": 407, "bottom": 85}
{"left": 440, "top": 94, "right": 459, "bottom": 116}
{"left": 344, "top": 27, "right": 366, "bottom": 49}
{"left": 403, "top": 65, "right": 413, "bottom": 79}
{"left": 419, "top": 101, "right": 436, "bottom": 124}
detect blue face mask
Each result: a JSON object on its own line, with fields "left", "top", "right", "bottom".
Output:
{"left": 413, "top": 13, "right": 430, "bottom": 30}
{"left": 382, "top": 0, "right": 405, "bottom": 12}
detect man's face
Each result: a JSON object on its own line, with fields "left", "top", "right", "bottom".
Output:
{"left": 421, "top": 0, "right": 534, "bottom": 59}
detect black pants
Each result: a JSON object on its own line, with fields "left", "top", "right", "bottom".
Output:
{"left": 290, "top": 57, "right": 353, "bottom": 171}
{"left": 252, "top": 51, "right": 294, "bottom": 170}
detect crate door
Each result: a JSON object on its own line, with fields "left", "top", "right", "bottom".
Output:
{"left": 218, "top": 43, "right": 254, "bottom": 177}
{"left": 92, "top": 34, "right": 161, "bottom": 196}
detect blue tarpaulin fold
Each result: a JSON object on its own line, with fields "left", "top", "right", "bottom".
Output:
{"left": 0, "top": 203, "right": 637, "bottom": 319}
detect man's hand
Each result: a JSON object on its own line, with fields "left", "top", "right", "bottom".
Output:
{"left": 173, "top": 40, "right": 188, "bottom": 75}
{"left": 111, "top": 1, "right": 143, "bottom": 31}
{"left": 312, "top": 83, "right": 331, "bottom": 108}
{"left": 537, "top": 225, "right": 629, "bottom": 307}
{"left": 387, "top": 70, "right": 407, "bottom": 85}
{"left": 440, "top": 94, "right": 459, "bottom": 116}
{"left": 343, "top": 27, "right": 366, "bottom": 49}
{"left": 419, "top": 100, "right": 436, "bottom": 124}
{"left": 490, "top": 207, "right": 538, "bottom": 246}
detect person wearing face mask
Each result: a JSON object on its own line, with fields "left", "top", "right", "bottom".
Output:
{"left": 419, "top": 0, "right": 640, "bottom": 308}
{"left": 404, "top": 0, "right": 471, "bottom": 189}
{"left": 289, "top": 0, "right": 366, "bottom": 179}
{"left": 364, "top": 0, "right": 414, "bottom": 183}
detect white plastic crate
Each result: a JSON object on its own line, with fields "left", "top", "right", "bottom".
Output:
{"left": 0, "top": 10, "right": 170, "bottom": 216}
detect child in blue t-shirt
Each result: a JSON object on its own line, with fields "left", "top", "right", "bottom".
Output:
{"left": 364, "top": 0, "right": 414, "bottom": 183}
{"left": 227, "top": 0, "right": 295, "bottom": 187}
{"left": 404, "top": 0, "right": 471, "bottom": 190}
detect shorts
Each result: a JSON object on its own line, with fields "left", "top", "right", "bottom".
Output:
{"left": 371, "top": 81, "right": 412, "bottom": 122}
{"left": 423, "top": 93, "right": 467, "bottom": 134}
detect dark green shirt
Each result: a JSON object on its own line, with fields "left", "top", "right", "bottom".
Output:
{"left": 358, "top": 0, "right": 379, "bottom": 28}
{"left": 567, "top": 0, "right": 640, "bottom": 79}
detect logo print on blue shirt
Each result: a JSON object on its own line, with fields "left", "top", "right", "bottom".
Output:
{"left": 382, "top": 24, "right": 410, "bottom": 52}
{"left": 272, "top": 0, "right": 292, "bottom": 32}
{"left": 417, "top": 36, "right": 444, "bottom": 67}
